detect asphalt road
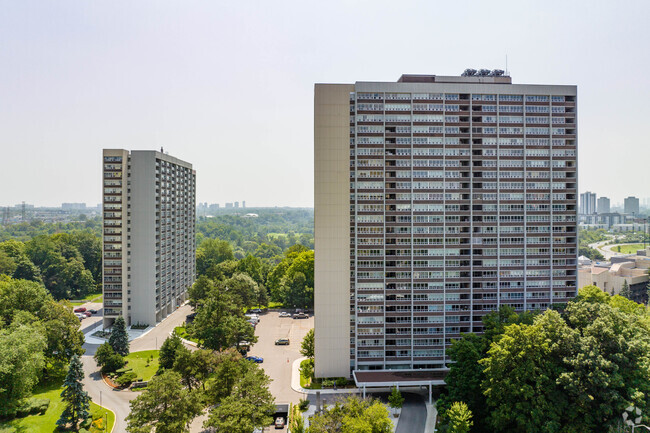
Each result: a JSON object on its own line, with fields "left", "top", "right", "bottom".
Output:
{"left": 395, "top": 393, "right": 426, "bottom": 433}
{"left": 80, "top": 302, "right": 197, "bottom": 433}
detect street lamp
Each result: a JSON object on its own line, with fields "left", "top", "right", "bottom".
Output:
{"left": 623, "top": 406, "right": 650, "bottom": 432}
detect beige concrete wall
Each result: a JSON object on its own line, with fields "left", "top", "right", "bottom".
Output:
{"left": 314, "top": 83, "right": 353, "bottom": 378}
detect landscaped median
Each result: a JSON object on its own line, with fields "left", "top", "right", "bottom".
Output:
{"left": 0, "top": 378, "right": 115, "bottom": 433}
{"left": 103, "top": 350, "right": 160, "bottom": 388}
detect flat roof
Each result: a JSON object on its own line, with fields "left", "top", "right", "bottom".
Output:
{"left": 353, "top": 370, "right": 446, "bottom": 387}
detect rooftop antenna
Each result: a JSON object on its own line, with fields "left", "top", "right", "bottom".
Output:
{"left": 506, "top": 54, "right": 508, "bottom": 76}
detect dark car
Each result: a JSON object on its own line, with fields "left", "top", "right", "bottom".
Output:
{"left": 275, "top": 338, "right": 290, "bottom": 346}
{"left": 248, "top": 308, "right": 262, "bottom": 314}
{"left": 74, "top": 307, "right": 86, "bottom": 313}
{"left": 245, "top": 356, "right": 264, "bottom": 363}
{"left": 88, "top": 309, "right": 98, "bottom": 314}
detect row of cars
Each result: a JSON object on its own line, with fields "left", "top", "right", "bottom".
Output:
{"left": 73, "top": 306, "right": 98, "bottom": 320}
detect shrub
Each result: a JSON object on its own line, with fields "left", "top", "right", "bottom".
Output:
{"left": 335, "top": 377, "right": 347, "bottom": 387}
{"left": 298, "top": 398, "right": 309, "bottom": 411}
{"left": 116, "top": 371, "right": 137, "bottom": 387}
{"left": 102, "top": 354, "right": 125, "bottom": 374}
{"left": 322, "top": 379, "right": 336, "bottom": 388}
{"left": 14, "top": 398, "right": 50, "bottom": 418}
{"left": 81, "top": 416, "right": 92, "bottom": 429}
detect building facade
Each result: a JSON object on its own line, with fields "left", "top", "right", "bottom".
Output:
{"left": 102, "top": 150, "right": 196, "bottom": 329}
{"left": 315, "top": 74, "right": 578, "bottom": 378}
{"left": 580, "top": 191, "right": 596, "bottom": 215}
{"left": 597, "top": 196, "right": 610, "bottom": 214}
{"left": 624, "top": 196, "right": 640, "bottom": 215}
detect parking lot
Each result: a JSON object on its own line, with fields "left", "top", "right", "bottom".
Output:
{"left": 247, "top": 310, "right": 313, "bottom": 430}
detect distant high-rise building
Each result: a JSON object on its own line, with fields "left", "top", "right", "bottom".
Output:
{"left": 624, "top": 196, "right": 640, "bottom": 215}
{"left": 234, "top": 201, "right": 240, "bottom": 208}
{"left": 580, "top": 192, "right": 596, "bottom": 215}
{"left": 102, "top": 149, "right": 196, "bottom": 329}
{"left": 597, "top": 197, "right": 610, "bottom": 214}
{"left": 209, "top": 203, "right": 220, "bottom": 211}
{"left": 243, "top": 201, "right": 246, "bottom": 208}
{"left": 315, "top": 73, "right": 578, "bottom": 380}
{"left": 225, "top": 202, "right": 233, "bottom": 208}
{"left": 62, "top": 203, "right": 87, "bottom": 210}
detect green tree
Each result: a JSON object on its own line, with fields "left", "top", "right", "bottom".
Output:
{"left": 0, "top": 276, "right": 51, "bottom": 326}
{"left": 0, "top": 250, "right": 16, "bottom": 276}
{"left": 283, "top": 272, "right": 313, "bottom": 309}
{"left": 481, "top": 310, "right": 577, "bottom": 432}
{"left": 621, "top": 279, "right": 631, "bottom": 299}
{"left": 0, "top": 321, "right": 47, "bottom": 416}
{"left": 308, "top": 396, "right": 391, "bottom": 433}
{"left": 438, "top": 333, "right": 488, "bottom": 429}
{"left": 190, "top": 289, "right": 257, "bottom": 351}
{"left": 94, "top": 342, "right": 125, "bottom": 374}
{"left": 40, "top": 299, "right": 85, "bottom": 368}
{"left": 158, "top": 332, "right": 184, "bottom": 370}
{"left": 57, "top": 354, "right": 91, "bottom": 431}
{"left": 109, "top": 315, "right": 130, "bottom": 356}
{"left": 188, "top": 276, "right": 214, "bottom": 307}
{"left": 126, "top": 370, "right": 203, "bottom": 433}
{"left": 300, "top": 328, "right": 314, "bottom": 359}
{"left": 446, "top": 402, "right": 473, "bottom": 433}
{"left": 226, "top": 273, "right": 259, "bottom": 309}
{"left": 173, "top": 346, "right": 221, "bottom": 392}
{"left": 203, "top": 363, "right": 275, "bottom": 433}
{"left": 205, "top": 349, "right": 244, "bottom": 404}
{"left": 388, "top": 387, "right": 404, "bottom": 410}
{"left": 196, "top": 238, "right": 234, "bottom": 277}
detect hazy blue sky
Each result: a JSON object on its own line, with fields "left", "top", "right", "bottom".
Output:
{"left": 1, "top": 0, "right": 649, "bottom": 208}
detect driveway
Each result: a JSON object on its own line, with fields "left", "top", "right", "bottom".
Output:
{"left": 81, "top": 355, "right": 138, "bottom": 433}
{"left": 81, "top": 303, "right": 196, "bottom": 433}
{"left": 395, "top": 393, "right": 426, "bottom": 433}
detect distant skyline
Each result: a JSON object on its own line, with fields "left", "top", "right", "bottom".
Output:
{"left": 2, "top": 0, "right": 650, "bottom": 207}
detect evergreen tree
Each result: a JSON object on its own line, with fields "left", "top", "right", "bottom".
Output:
{"left": 158, "top": 332, "right": 184, "bottom": 371}
{"left": 57, "top": 354, "right": 90, "bottom": 431}
{"left": 620, "top": 279, "right": 631, "bottom": 299}
{"left": 109, "top": 315, "right": 129, "bottom": 356}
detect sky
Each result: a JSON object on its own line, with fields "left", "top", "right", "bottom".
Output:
{"left": 1, "top": 0, "right": 649, "bottom": 208}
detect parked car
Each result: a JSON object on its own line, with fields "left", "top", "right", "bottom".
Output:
{"left": 293, "top": 313, "right": 308, "bottom": 319}
{"left": 245, "top": 356, "right": 264, "bottom": 363}
{"left": 88, "top": 309, "right": 98, "bottom": 314}
{"left": 84, "top": 311, "right": 93, "bottom": 317}
{"left": 279, "top": 312, "right": 291, "bottom": 318}
{"left": 275, "top": 338, "right": 290, "bottom": 346}
{"left": 248, "top": 308, "right": 262, "bottom": 314}
{"left": 74, "top": 307, "right": 87, "bottom": 313}
{"left": 74, "top": 313, "right": 85, "bottom": 320}
{"left": 275, "top": 417, "right": 285, "bottom": 429}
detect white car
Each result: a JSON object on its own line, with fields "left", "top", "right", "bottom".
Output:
{"left": 279, "top": 312, "right": 291, "bottom": 317}
{"left": 74, "top": 313, "right": 85, "bottom": 320}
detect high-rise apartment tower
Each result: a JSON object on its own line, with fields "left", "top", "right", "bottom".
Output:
{"left": 625, "top": 196, "right": 640, "bottom": 216}
{"left": 597, "top": 197, "right": 610, "bottom": 214}
{"left": 579, "top": 191, "right": 596, "bottom": 215}
{"left": 315, "top": 73, "right": 578, "bottom": 380}
{"left": 102, "top": 150, "right": 196, "bottom": 329}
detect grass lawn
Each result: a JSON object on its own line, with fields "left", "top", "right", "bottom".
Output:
{"left": 69, "top": 291, "right": 103, "bottom": 306}
{"left": 615, "top": 243, "right": 645, "bottom": 254}
{"left": 0, "top": 379, "right": 115, "bottom": 433}
{"left": 174, "top": 325, "right": 200, "bottom": 344}
{"left": 123, "top": 350, "right": 160, "bottom": 382}
{"left": 299, "top": 359, "right": 320, "bottom": 389}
